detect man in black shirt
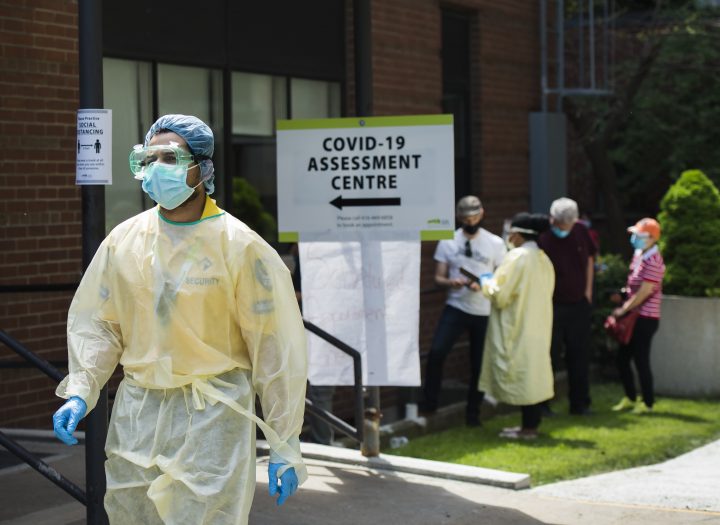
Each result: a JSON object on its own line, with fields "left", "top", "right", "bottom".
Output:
{"left": 538, "top": 197, "right": 597, "bottom": 415}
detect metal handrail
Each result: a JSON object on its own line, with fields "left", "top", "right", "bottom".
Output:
{"left": 0, "top": 330, "right": 64, "bottom": 383}
{"left": 1, "top": 286, "right": 368, "bottom": 444}
{"left": 302, "top": 320, "right": 364, "bottom": 443}
{"left": 0, "top": 430, "right": 86, "bottom": 505}
{"left": 0, "top": 329, "right": 87, "bottom": 504}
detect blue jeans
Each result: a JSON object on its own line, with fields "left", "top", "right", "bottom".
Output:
{"left": 422, "top": 305, "right": 488, "bottom": 420}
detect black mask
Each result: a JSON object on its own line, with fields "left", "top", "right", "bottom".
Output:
{"left": 461, "top": 223, "right": 481, "bottom": 235}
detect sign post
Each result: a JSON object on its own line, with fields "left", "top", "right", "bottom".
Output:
{"left": 78, "top": 1, "right": 109, "bottom": 522}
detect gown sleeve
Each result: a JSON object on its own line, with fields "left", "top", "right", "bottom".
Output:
{"left": 235, "top": 237, "right": 308, "bottom": 475}
{"left": 56, "top": 239, "right": 123, "bottom": 412}
{"left": 482, "top": 251, "right": 524, "bottom": 310}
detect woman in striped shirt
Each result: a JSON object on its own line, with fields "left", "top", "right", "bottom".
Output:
{"left": 611, "top": 218, "right": 665, "bottom": 414}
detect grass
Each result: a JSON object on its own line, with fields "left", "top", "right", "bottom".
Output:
{"left": 385, "top": 382, "right": 720, "bottom": 486}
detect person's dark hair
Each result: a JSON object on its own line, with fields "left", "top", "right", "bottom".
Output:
{"left": 510, "top": 212, "right": 550, "bottom": 242}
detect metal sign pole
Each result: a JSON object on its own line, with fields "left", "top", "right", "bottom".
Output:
{"left": 354, "top": 0, "right": 381, "bottom": 458}
{"left": 78, "top": 1, "right": 108, "bottom": 523}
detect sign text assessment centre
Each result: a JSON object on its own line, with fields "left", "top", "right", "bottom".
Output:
{"left": 276, "top": 115, "right": 455, "bottom": 242}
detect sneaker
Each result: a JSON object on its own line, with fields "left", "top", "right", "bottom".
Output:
{"left": 611, "top": 397, "right": 636, "bottom": 412}
{"left": 499, "top": 427, "right": 538, "bottom": 440}
{"left": 501, "top": 426, "right": 522, "bottom": 434}
{"left": 631, "top": 402, "right": 652, "bottom": 414}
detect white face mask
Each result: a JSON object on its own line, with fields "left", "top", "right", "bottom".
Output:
{"left": 505, "top": 233, "right": 518, "bottom": 250}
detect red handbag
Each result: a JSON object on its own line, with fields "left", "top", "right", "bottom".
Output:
{"left": 604, "top": 309, "right": 640, "bottom": 345}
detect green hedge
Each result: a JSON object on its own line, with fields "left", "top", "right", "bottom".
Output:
{"left": 232, "top": 178, "right": 277, "bottom": 243}
{"left": 591, "top": 253, "right": 629, "bottom": 372}
{"left": 658, "top": 169, "right": 720, "bottom": 297}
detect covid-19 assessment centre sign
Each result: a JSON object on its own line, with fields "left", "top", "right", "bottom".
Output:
{"left": 277, "top": 115, "right": 455, "bottom": 242}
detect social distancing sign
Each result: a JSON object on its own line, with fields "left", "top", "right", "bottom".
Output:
{"left": 276, "top": 115, "right": 455, "bottom": 242}
{"left": 76, "top": 109, "right": 112, "bottom": 185}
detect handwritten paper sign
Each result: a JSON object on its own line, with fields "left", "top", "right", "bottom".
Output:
{"left": 300, "top": 241, "right": 421, "bottom": 386}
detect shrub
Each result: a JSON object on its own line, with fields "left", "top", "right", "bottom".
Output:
{"left": 232, "top": 178, "right": 278, "bottom": 242}
{"left": 591, "top": 253, "right": 630, "bottom": 374}
{"left": 658, "top": 170, "right": 720, "bottom": 297}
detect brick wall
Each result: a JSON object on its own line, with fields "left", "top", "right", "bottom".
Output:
{"left": 331, "top": 0, "right": 540, "bottom": 422}
{"left": 0, "top": 0, "right": 540, "bottom": 428}
{"left": 0, "top": 0, "right": 80, "bottom": 428}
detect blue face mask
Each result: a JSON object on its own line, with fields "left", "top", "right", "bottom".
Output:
{"left": 141, "top": 162, "right": 201, "bottom": 210}
{"left": 630, "top": 233, "right": 648, "bottom": 251}
{"left": 551, "top": 226, "right": 571, "bottom": 239}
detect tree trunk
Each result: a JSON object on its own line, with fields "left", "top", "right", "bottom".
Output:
{"left": 584, "top": 139, "right": 628, "bottom": 254}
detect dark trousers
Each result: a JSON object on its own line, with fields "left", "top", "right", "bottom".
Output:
{"left": 521, "top": 403, "right": 542, "bottom": 430}
{"left": 422, "top": 305, "right": 487, "bottom": 420}
{"left": 551, "top": 300, "right": 592, "bottom": 413}
{"left": 617, "top": 317, "right": 659, "bottom": 407}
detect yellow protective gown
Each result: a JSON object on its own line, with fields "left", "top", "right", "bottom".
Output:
{"left": 479, "top": 241, "right": 555, "bottom": 406}
{"left": 56, "top": 198, "right": 307, "bottom": 525}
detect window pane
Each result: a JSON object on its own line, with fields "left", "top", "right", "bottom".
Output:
{"left": 290, "top": 78, "right": 341, "bottom": 119}
{"left": 232, "top": 72, "right": 276, "bottom": 136}
{"left": 103, "top": 58, "right": 153, "bottom": 233}
{"left": 157, "top": 64, "right": 224, "bottom": 205}
{"left": 273, "top": 76, "right": 288, "bottom": 124}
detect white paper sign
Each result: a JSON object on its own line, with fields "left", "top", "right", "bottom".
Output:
{"left": 277, "top": 115, "right": 455, "bottom": 242}
{"left": 76, "top": 109, "right": 112, "bottom": 185}
{"left": 300, "top": 241, "right": 421, "bottom": 386}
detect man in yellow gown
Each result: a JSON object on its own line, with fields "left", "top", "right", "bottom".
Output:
{"left": 52, "top": 114, "right": 307, "bottom": 524}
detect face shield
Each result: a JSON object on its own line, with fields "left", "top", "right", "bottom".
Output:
{"left": 129, "top": 142, "right": 197, "bottom": 180}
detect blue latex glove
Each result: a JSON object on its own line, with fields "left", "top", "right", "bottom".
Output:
{"left": 479, "top": 272, "right": 494, "bottom": 285}
{"left": 52, "top": 396, "right": 87, "bottom": 446}
{"left": 268, "top": 463, "right": 298, "bottom": 506}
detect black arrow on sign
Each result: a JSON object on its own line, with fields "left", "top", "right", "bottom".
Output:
{"left": 330, "top": 196, "right": 402, "bottom": 210}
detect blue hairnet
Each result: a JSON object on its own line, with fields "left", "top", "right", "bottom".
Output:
{"left": 145, "top": 114, "right": 216, "bottom": 194}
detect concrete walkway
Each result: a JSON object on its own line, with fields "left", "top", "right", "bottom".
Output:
{"left": 532, "top": 438, "right": 720, "bottom": 513}
{"left": 1, "top": 432, "right": 719, "bottom": 524}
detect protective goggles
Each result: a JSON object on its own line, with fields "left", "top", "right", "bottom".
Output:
{"left": 129, "top": 142, "right": 205, "bottom": 178}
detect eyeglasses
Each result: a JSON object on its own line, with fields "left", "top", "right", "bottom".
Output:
{"left": 465, "top": 240, "right": 472, "bottom": 258}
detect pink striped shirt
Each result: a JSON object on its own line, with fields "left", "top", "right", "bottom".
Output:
{"left": 627, "top": 245, "right": 665, "bottom": 319}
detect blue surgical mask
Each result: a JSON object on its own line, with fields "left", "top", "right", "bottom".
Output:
{"left": 141, "top": 162, "right": 201, "bottom": 210}
{"left": 630, "top": 233, "right": 647, "bottom": 251}
{"left": 551, "top": 226, "right": 571, "bottom": 239}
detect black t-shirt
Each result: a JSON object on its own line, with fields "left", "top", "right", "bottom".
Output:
{"left": 538, "top": 222, "right": 598, "bottom": 303}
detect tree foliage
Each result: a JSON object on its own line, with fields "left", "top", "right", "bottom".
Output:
{"left": 232, "top": 178, "right": 277, "bottom": 242}
{"left": 564, "top": 2, "right": 719, "bottom": 252}
{"left": 658, "top": 169, "right": 720, "bottom": 297}
{"left": 611, "top": 15, "right": 720, "bottom": 210}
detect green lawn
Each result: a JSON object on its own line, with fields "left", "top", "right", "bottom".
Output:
{"left": 386, "top": 383, "right": 720, "bottom": 486}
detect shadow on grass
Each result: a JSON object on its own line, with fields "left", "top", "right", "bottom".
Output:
{"left": 498, "top": 435, "right": 596, "bottom": 449}
{"left": 644, "top": 411, "right": 711, "bottom": 424}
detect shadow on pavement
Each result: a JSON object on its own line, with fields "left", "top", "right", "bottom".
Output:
{"left": 250, "top": 462, "right": 556, "bottom": 525}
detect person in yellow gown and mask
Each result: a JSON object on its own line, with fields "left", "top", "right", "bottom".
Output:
{"left": 52, "top": 114, "right": 307, "bottom": 524}
{"left": 479, "top": 212, "right": 555, "bottom": 440}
